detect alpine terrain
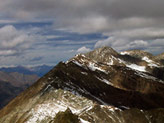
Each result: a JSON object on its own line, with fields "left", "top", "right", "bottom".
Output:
{"left": 0, "top": 65, "right": 53, "bottom": 109}
{"left": 0, "top": 47, "right": 164, "bottom": 123}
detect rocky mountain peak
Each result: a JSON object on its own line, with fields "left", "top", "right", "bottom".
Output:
{"left": 0, "top": 47, "right": 164, "bottom": 123}
{"left": 84, "top": 46, "right": 119, "bottom": 64}
{"left": 85, "top": 46, "right": 118, "bottom": 57}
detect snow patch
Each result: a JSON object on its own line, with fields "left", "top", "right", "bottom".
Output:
{"left": 80, "top": 118, "right": 90, "bottom": 123}
{"left": 107, "top": 58, "right": 113, "bottom": 65}
{"left": 127, "top": 64, "right": 146, "bottom": 72}
{"left": 135, "top": 71, "right": 164, "bottom": 84}
{"left": 120, "top": 51, "right": 130, "bottom": 55}
{"left": 81, "top": 72, "right": 88, "bottom": 75}
{"left": 96, "top": 77, "right": 113, "bottom": 86}
{"left": 26, "top": 89, "right": 94, "bottom": 123}
{"left": 142, "top": 56, "right": 159, "bottom": 67}
{"left": 88, "top": 62, "right": 107, "bottom": 73}
{"left": 100, "top": 105, "right": 120, "bottom": 112}
{"left": 88, "top": 93, "right": 109, "bottom": 105}
{"left": 118, "top": 58, "right": 126, "bottom": 64}
{"left": 142, "top": 56, "right": 153, "bottom": 63}
{"left": 73, "top": 61, "right": 83, "bottom": 67}
{"left": 26, "top": 103, "right": 67, "bottom": 123}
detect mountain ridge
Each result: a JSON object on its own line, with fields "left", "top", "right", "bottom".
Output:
{"left": 0, "top": 46, "right": 164, "bottom": 123}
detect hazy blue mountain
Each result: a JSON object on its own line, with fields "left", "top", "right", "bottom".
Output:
{"left": 0, "top": 66, "right": 35, "bottom": 75}
{"left": 29, "top": 65, "right": 54, "bottom": 77}
{"left": 0, "top": 65, "right": 53, "bottom": 77}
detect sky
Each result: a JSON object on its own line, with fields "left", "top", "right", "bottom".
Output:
{"left": 0, "top": 0, "right": 164, "bottom": 67}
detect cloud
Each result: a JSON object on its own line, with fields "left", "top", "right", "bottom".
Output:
{"left": 110, "top": 28, "right": 164, "bottom": 40}
{"left": 29, "top": 56, "right": 43, "bottom": 62}
{"left": 0, "top": 50, "right": 17, "bottom": 56}
{"left": 95, "top": 37, "right": 113, "bottom": 48}
{"left": 95, "top": 37, "right": 128, "bottom": 48}
{"left": 94, "top": 37, "right": 164, "bottom": 55}
{"left": 94, "top": 25, "right": 164, "bottom": 53}
{"left": 1, "top": 0, "right": 164, "bottom": 37}
{"left": 127, "top": 40, "right": 148, "bottom": 49}
{"left": 77, "top": 46, "right": 91, "bottom": 53}
{"left": 0, "top": 25, "right": 35, "bottom": 56}
{"left": 2, "top": 0, "right": 163, "bottom": 55}
{"left": 0, "top": 0, "right": 164, "bottom": 65}
{"left": 150, "top": 39, "right": 164, "bottom": 46}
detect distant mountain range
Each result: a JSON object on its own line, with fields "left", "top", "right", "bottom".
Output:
{"left": 0, "top": 65, "right": 53, "bottom": 109}
{"left": 0, "top": 47, "right": 164, "bottom": 123}
{"left": 28, "top": 65, "right": 54, "bottom": 77}
{"left": 0, "top": 65, "right": 54, "bottom": 77}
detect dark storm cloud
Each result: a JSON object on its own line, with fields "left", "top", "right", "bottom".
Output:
{"left": 1, "top": 0, "right": 164, "bottom": 33}
{"left": 1, "top": 0, "right": 164, "bottom": 20}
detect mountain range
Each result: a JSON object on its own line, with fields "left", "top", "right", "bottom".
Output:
{"left": 0, "top": 65, "right": 53, "bottom": 77}
{"left": 0, "top": 47, "right": 164, "bottom": 123}
{"left": 0, "top": 65, "right": 53, "bottom": 109}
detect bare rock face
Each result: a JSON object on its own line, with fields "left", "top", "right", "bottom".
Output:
{"left": 0, "top": 47, "right": 164, "bottom": 123}
{"left": 84, "top": 46, "right": 124, "bottom": 66}
{"left": 85, "top": 46, "right": 119, "bottom": 61}
{"left": 154, "top": 53, "right": 164, "bottom": 66}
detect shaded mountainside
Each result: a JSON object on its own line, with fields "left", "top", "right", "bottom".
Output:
{"left": 0, "top": 47, "right": 164, "bottom": 123}
{"left": 0, "top": 71, "right": 39, "bottom": 109}
{"left": 0, "top": 81, "right": 23, "bottom": 109}
{"left": 0, "top": 65, "right": 52, "bottom": 109}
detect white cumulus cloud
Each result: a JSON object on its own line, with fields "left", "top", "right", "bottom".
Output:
{"left": 0, "top": 25, "right": 35, "bottom": 56}
{"left": 77, "top": 46, "right": 91, "bottom": 53}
